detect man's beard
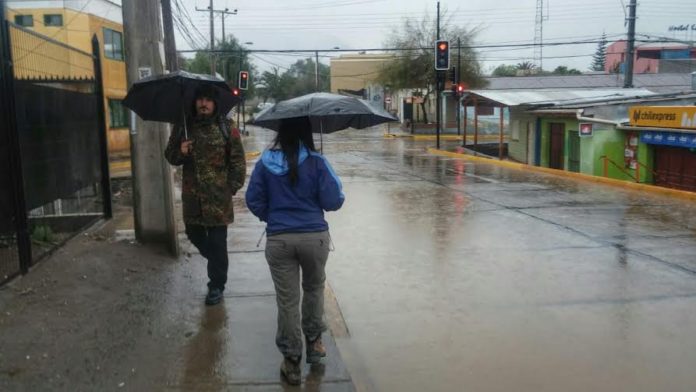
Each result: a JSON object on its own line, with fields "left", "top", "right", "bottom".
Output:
{"left": 196, "top": 108, "right": 214, "bottom": 118}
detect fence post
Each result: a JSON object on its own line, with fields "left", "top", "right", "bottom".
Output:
{"left": 91, "top": 35, "right": 113, "bottom": 219}
{"left": 0, "top": 10, "right": 32, "bottom": 273}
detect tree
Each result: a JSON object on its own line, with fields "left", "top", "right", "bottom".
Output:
{"left": 492, "top": 64, "right": 518, "bottom": 77}
{"left": 590, "top": 32, "right": 608, "bottom": 72}
{"left": 256, "top": 67, "right": 294, "bottom": 102}
{"left": 181, "top": 35, "right": 258, "bottom": 98}
{"left": 376, "top": 10, "right": 485, "bottom": 123}
{"left": 552, "top": 65, "right": 582, "bottom": 75}
{"left": 285, "top": 57, "right": 331, "bottom": 97}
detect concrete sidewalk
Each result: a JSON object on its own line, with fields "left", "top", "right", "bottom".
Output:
{"left": 0, "top": 192, "right": 354, "bottom": 391}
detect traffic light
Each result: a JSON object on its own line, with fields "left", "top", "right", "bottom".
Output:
{"left": 451, "top": 83, "right": 466, "bottom": 98}
{"left": 232, "top": 87, "right": 240, "bottom": 97}
{"left": 238, "top": 71, "right": 249, "bottom": 90}
{"left": 448, "top": 66, "right": 457, "bottom": 83}
{"left": 435, "top": 40, "right": 450, "bottom": 70}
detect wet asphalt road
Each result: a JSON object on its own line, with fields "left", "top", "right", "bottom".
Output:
{"left": 245, "top": 125, "right": 696, "bottom": 392}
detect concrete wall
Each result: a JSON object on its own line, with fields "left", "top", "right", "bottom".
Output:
{"left": 329, "top": 54, "right": 393, "bottom": 93}
{"left": 507, "top": 108, "right": 536, "bottom": 164}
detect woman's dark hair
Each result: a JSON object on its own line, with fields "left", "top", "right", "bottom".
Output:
{"left": 273, "top": 117, "right": 316, "bottom": 185}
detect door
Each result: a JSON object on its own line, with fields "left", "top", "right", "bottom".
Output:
{"left": 654, "top": 146, "right": 696, "bottom": 191}
{"left": 568, "top": 131, "right": 581, "bottom": 172}
{"left": 549, "top": 123, "right": 565, "bottom": 170}
{"left": 403, "top": 99, "right": 413, "bottom": 121}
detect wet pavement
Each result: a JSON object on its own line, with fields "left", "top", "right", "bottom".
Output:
{"left": 264, "top": 126, "right": 696, "bottom": 392}
{"left": 2, "top": 126, "right": 696, "bottom": 391}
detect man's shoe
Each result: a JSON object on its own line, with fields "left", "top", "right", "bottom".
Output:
{"left": 306, "top": 335, "right": 327, "bottom": 364}
{"left": 280, "top": 356, "right": 301, "bottom": 385}
{"left": 205, "top": 287, "right": 223, "bottom": 305}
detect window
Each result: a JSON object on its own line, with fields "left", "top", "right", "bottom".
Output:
{"left": 108, "top": 99, "right": 129, "bottom": 129}
{"left": 14, "top": 15, "right": 33, "bottom": 27}
{"left": 103, "top": 28, "right": 124, "bottom": 61}
{"left": 43, "top": 14, "right": 63, "bottom": 27}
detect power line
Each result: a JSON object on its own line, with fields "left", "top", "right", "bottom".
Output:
{"left": 178, "top": 37, "right": 678, "bottom": 55}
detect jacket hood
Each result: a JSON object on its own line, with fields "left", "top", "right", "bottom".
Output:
{"left": 261, "top": 144, "right": 310, "bottom": 176}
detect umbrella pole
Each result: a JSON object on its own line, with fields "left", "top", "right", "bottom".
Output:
{"left": 320, "top": 120, "right": 324, "bottom": 154}
{"left": 182, "top": 109, "right": 188, "bottom": 139}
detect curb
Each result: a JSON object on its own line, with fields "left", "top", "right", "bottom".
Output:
{"left": 428, "top": 148, "right": 696, "bottom": 202}
{"left": 385, "top": 134, "right": 507, "bottom": 142}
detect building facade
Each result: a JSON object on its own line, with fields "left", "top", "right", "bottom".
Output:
{"left": 7, "top": 0, "right": 129, "bottom": 156}
{"left": 605, "top": 40, "right": 696, "bottom": 74}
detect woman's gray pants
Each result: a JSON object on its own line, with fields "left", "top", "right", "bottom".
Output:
{"left": 265, "top": 231, "right": 330, "bottom": 359}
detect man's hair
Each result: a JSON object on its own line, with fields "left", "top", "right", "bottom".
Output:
{"left": 192, "top": 85, "right": 218, "bottom": 116}
{"left": 194, "top": 84, "right": 218, "bottom": 101}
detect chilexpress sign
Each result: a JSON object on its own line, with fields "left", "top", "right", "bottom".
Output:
{"left": 629, "top": 106, "right": 696, "bottom": 130}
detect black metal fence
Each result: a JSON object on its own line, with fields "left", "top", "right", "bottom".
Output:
{"left": 0, "top": 19, "right": 111, "bottom": 285}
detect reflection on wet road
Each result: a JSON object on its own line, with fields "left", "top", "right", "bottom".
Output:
{"left": 244, "top": 126, "right": 696, "bottom": 392}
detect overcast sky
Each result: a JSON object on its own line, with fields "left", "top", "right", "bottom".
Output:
{"left": 176, "top": 0, "right": 696, "bottom": 74}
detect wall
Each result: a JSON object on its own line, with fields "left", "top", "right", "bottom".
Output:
{"left": 330, "top": 54, "right": 393, "bottom": 93}
{"left": 507, "top": 107, "right": 535, "bottom": 164}
{"left": 89, "top": 14, "right": 128, "bottom": 154}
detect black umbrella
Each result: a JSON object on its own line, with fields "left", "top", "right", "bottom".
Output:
{"left": 123, "top": 70, "right": 240, "bottom": 137}
{"left": 252, "top": 92, "right": 397, "bottom": 134}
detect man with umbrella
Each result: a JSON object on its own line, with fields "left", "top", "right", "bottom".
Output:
{"left": 164, "top": 85, "right": 247, "bottom": 306}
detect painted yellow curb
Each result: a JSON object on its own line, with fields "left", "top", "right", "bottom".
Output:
{"left": 385, "top": 134, "right": 506, "bottom": 142}
{"left": 245, "top": 151, "right": 261, "bottom": 160}
{"left": 110, "top": 160, "right": 130, "bottom": 171}
{"left": 428, "top": 148, "right": 696, "bottom": 202}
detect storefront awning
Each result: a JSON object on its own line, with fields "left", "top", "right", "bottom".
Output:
{"left": 640, "top": 130, "right": 696, "bottom": 148}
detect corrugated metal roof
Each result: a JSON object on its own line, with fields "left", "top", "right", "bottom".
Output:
{"left": 466, "top": 88, "right": 656, "bottom": 107}
{"left": 484, "top": 73, "right": 693, "bottom": 93}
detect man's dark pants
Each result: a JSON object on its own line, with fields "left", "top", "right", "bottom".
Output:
{"left": 185, "top": 225, "right": 228, "bottom": 290}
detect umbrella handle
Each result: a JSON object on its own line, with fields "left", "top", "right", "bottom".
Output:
{"left": 181, "top": 109, "right": 188, "bottom": 140}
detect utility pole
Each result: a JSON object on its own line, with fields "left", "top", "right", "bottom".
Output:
{"left": 196, "top": 4, "right": 237, "bottom": 76}
{"left": 161, "top": 0, "right": 178, "bottom": 71}
{"left": 436, "top": 1, "right": 441, "bottom": 149}
{"left": 195, "top": 1, "right": 216, "bottom": 74}
{"left": 219, "top": 8, "right": 237, "bottom": 45}
{"left": 315, "top": 51, "right": 319, "bottom": 91}
{"left": 122, "top": 0, "right": 179, "bottom": 255}
{"left": 457, "top": 37, "right": 461, "bottom": 136}
{"left": 624, "top": 0, "right": 637, "bottom": 88}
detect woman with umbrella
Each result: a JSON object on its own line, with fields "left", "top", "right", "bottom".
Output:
{"left": 245, "top": 117, "right": 344, "bottom": 385}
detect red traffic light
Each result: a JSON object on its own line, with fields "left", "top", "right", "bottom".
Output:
{"left": 435, "top": 40, "right": 450, "bottom": 70}
{"left": 232, "top": 88, "right": 240, "bottom": 96}
{"left": 457, "top": 84, "right": 464, "bottom": 93}
{"left": 238, "top": 71, "right": 249, "bottom": 90}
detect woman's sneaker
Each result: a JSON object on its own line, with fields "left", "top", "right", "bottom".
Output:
{"left": 305, "top": 336, "right": 327, "bottom": 364}
{"left": 280, "top": 356, "right": 301, "bottom": 385}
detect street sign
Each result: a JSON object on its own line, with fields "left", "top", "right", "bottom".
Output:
{"left": 579, "top": 123, "right": 593, "bottom": 137}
